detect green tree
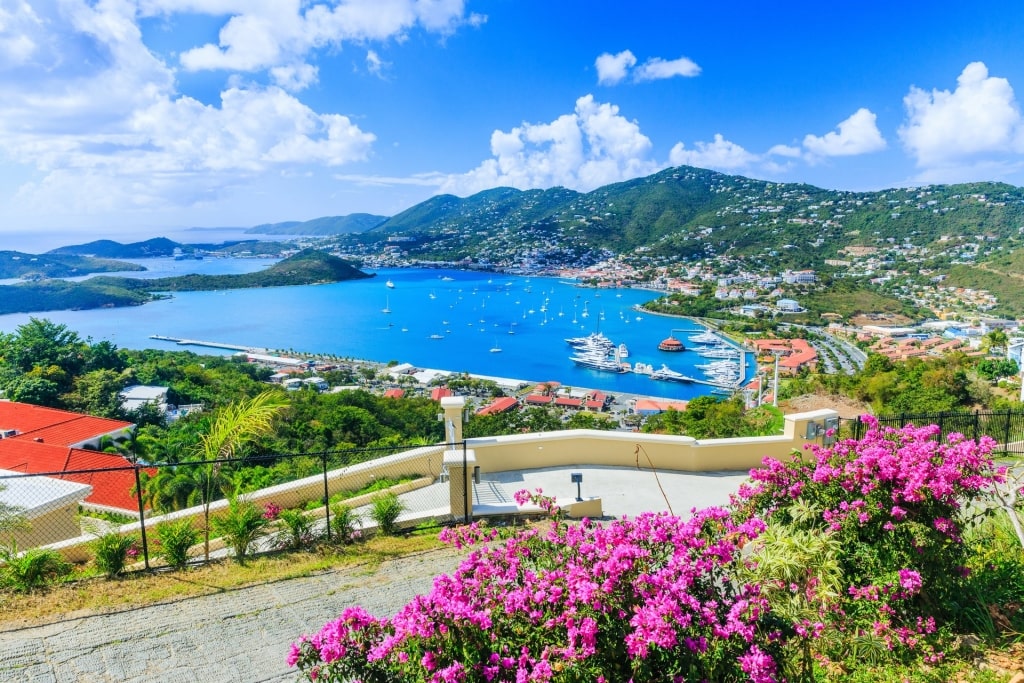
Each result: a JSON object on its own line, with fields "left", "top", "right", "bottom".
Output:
{"left": 193, "top": 390, "right": 288, "bottom": 560}
{"left": 61, "top": 369, "right": 130, "bottom": 418}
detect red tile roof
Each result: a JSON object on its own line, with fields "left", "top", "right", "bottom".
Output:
{"left": 0, "top": 401, "right": 133, "bottom": 446}
{"left": 383, "top": 388, "right": 405, "bottom": 399}
{"left": 635, "top": 399, "right": 688, "bottom": 414}
{"left": 0, "top": 401, "right": 142, "bottom": 512}
{"left": 524, "top": 394, "right": 554, "bottom": 405}
{"left": 430, "top": 386, "right": 454, "bottom": 401}
{"left": 553, "top": 396, "right": 583, "bottom": 408}
{"left": 0, "top": 440, "right": 146, "bottom": 512}
{"left": 476, "top": 396, "right": 519, "bottom": 416}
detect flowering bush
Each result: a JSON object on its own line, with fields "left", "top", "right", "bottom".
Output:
{"left": 733, "top": 417, "right": 1005, "bottom": 670}
{"left": 291, "top": 502, "right": 778, "bottom": 682}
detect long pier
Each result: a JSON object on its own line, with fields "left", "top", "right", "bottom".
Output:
{"left": 149, "top": 335, "right": 267, "bottom": 353}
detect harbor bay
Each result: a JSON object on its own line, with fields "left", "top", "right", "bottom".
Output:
{"left": 0, "top": 262, "right": 754, "bottom": 401}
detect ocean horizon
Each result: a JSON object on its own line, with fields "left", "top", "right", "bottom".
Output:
{"left": 0, "top": 259, "right": 755, "bottom": 402}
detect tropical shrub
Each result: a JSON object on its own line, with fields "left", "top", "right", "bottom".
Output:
{"left": 368, "top": 492, "right": 404, "bottom": 536}
{"left": 329, "top": 503, "right": 361, "bottom": 545}
{"left": 155, "top": 518, "right": 200, "bottom": 570}
{"left": 0, "top": 543, "right": 72, "bottom": 593}
{"left": 732, "top": 417, "right": 1006, "bottom": 674}
{"left": 289, "top": 502, "right": 777, "bottom": 683}
{"left": 276, "top": 508, "right": 319, "bottom": 550}
{"left": 211, "top": 498, "right": 270, "bottom": 564}
{"left": 91, "top": 532, "right": 138, "bottom": 579}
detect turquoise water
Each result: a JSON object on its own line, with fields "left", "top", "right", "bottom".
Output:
{"left": 0, "top": 262, "right": 754, "bottom": 400}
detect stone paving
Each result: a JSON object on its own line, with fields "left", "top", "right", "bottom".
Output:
{"left": 0, "top": 547, "right": 467, "bottom": 683}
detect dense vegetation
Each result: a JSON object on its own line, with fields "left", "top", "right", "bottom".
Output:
{"left": 0, "top": 251, "right": 143, "bottom": 279}
{"left": 249, "top": 213, "right": 387, "bottom": 235}
{"left": 363, "top": 166, "right": 1024, "bottom": 272}
{"left": 0, "top": 250, "right": 371, "bottom": 314}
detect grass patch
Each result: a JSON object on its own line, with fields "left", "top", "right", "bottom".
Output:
{"left": 0, "top": 533, "right": 445, "bottom": 628}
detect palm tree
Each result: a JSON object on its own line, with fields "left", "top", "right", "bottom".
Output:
{"left": 193, "top": 390, "right": 288, "bottom": 561}
{"left": 982, "top": 328, "right": 1009, "bottom": 356}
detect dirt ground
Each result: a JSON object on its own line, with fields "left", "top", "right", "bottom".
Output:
{"left": 779, "top": 392, "right": 872, "bottom": 419}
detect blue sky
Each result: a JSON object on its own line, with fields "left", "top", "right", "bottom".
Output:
{"left": 3, "top": 0, "right": 1024, "bottom": 240}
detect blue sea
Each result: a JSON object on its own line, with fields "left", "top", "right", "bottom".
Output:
{"left": 0, "top": 259, "right": 754, "bottom": 401}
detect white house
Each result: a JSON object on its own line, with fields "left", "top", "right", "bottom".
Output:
{"left": 0, "top": 470, "right": 93, "bottom": 548}
{"left": 776, "top": 299, "right": 804, "bottom": 313}
{"left": 119, "top": 385, "right": 169, "bottom": 414}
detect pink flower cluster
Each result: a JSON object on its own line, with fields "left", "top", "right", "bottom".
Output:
{"left": 735, "top": 417, "right": 1004, "bottom": 665}
{"left": 263, "top": 502, "right": 282, "bottom": 521}
{"left": 290, "top": 507, "right": 777, "bottom": 682}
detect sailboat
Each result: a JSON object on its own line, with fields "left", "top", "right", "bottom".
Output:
{"left": 382, "top": 296, "right": 391, "bottom": 314}
{"left": 490, "top": 338, "right": 502, "bottom": 353}
{"left": 429, "top": 290, "right": 437, "bottom": 300}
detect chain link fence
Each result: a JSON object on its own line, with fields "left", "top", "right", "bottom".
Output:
{"left": 0, "top": 441, "right": 464, "bottom": 571}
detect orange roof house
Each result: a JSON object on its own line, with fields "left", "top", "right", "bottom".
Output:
{"left": 0, "top": 401, "right": 143, "bottom": 514}
{"left": 476, "top": 396, "right": 519, "bottom": 416}
{"left": 383, "top": 388, "right": 405, "bottom": 399}
{"left": 430, "top": 386, "right": 454, "bottom": 401}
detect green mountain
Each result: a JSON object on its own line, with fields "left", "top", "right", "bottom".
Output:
{"left": 47, "top": 237, "right": 265, "bottom": 258}
{"left": 249, "top": 213, "right": 387, "bottom": 235}
{"left": 366, "top": 166, "right": 1024, "bottom": 271}
{"left": 92, "top": 249, "right": 372, "bottom": 292}
{"left": 0, "top": 251, "right": 144, "bottom": 279}
{"left": 0, "top": 250, "right": 371, "bottom": 315}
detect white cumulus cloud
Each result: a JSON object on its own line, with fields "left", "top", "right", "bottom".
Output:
{"left": 669, "top": 134, "right": 760, "bottom": 171}
{"left": 596, "top": 50, "right": 700, "bottom": 85}
{"left": 595, "top": 50, "right": 636, "bottom": 85}
{"left": 442, "top": 95, "right": 661, "bottom": 195}
{"left": 634, "top": 56, "right": 701, "bottom": 82}
{"left": 899, "top": 61, "right": 1024, "bottom": 172}
{"left": 0, "top": 0, "right": 377, "bottom": 219}
{"left": 803, "top": 108, "right": 886, "bottom": 159}
{"left": 160, "top": 0, "right": 480, "bottom": 75}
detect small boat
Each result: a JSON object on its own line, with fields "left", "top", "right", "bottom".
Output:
{"left": 382, "top": 296, "right": 391, "bottom": 314}
{"left": 617, "top": 343, "right": 629, "bottom": 358}
{"left": 429, "top": 291, "right": 437, "bottom": 300}
{"left": 490, "top": 338, "right": 502, "bottom": 353}
{"left": 401, "top": 327, "right": 408, "bottom": 332}
{"left": 429, "top": 334, "right": 444, "bottom": 340}
{"left": 441, "top": 276, "right": 455, "bottom": 281}
{"left": 385, "top": 279, "right": 395, "bottom": 289}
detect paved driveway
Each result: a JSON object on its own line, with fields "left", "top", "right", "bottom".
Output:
{"left": 0, "top": 547, "right": 467, "bottom": 683}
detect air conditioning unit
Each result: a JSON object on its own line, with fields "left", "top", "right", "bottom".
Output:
{"left": 0, "top": 429, "right": 17, "bottom": 439}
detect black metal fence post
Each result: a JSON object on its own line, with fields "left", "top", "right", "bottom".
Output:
{"left": 133, "top": 464, "right": 150, "bottom": 570}
{"left": 322, "top": 452, "right": 331, "bottom": 541}
{"left": 1005, "top": 409, "right": 1014, "bottom": 455}
{"left": 462, "top": 439, "right": 469, "bottom": 523}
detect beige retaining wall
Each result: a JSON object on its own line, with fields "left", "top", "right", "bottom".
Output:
{"left": 41, "top": 407, "right": 839, "bottom": 564}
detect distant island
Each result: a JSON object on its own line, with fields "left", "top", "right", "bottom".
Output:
{"left": 0, "top": 250, "right": 371, "bottom": 315}
{"left": 0, "top": 251, "right": 144, "bottom": 280}
{"left": 47, "top": 236, "right": 292, "bottom": 259}
{"left": 247, "top": 213, "right": 387, "bottom": 235}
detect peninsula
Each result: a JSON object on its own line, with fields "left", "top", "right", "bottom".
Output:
{"left": 0, "top": 250, "right": 371, "bottom": 315}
